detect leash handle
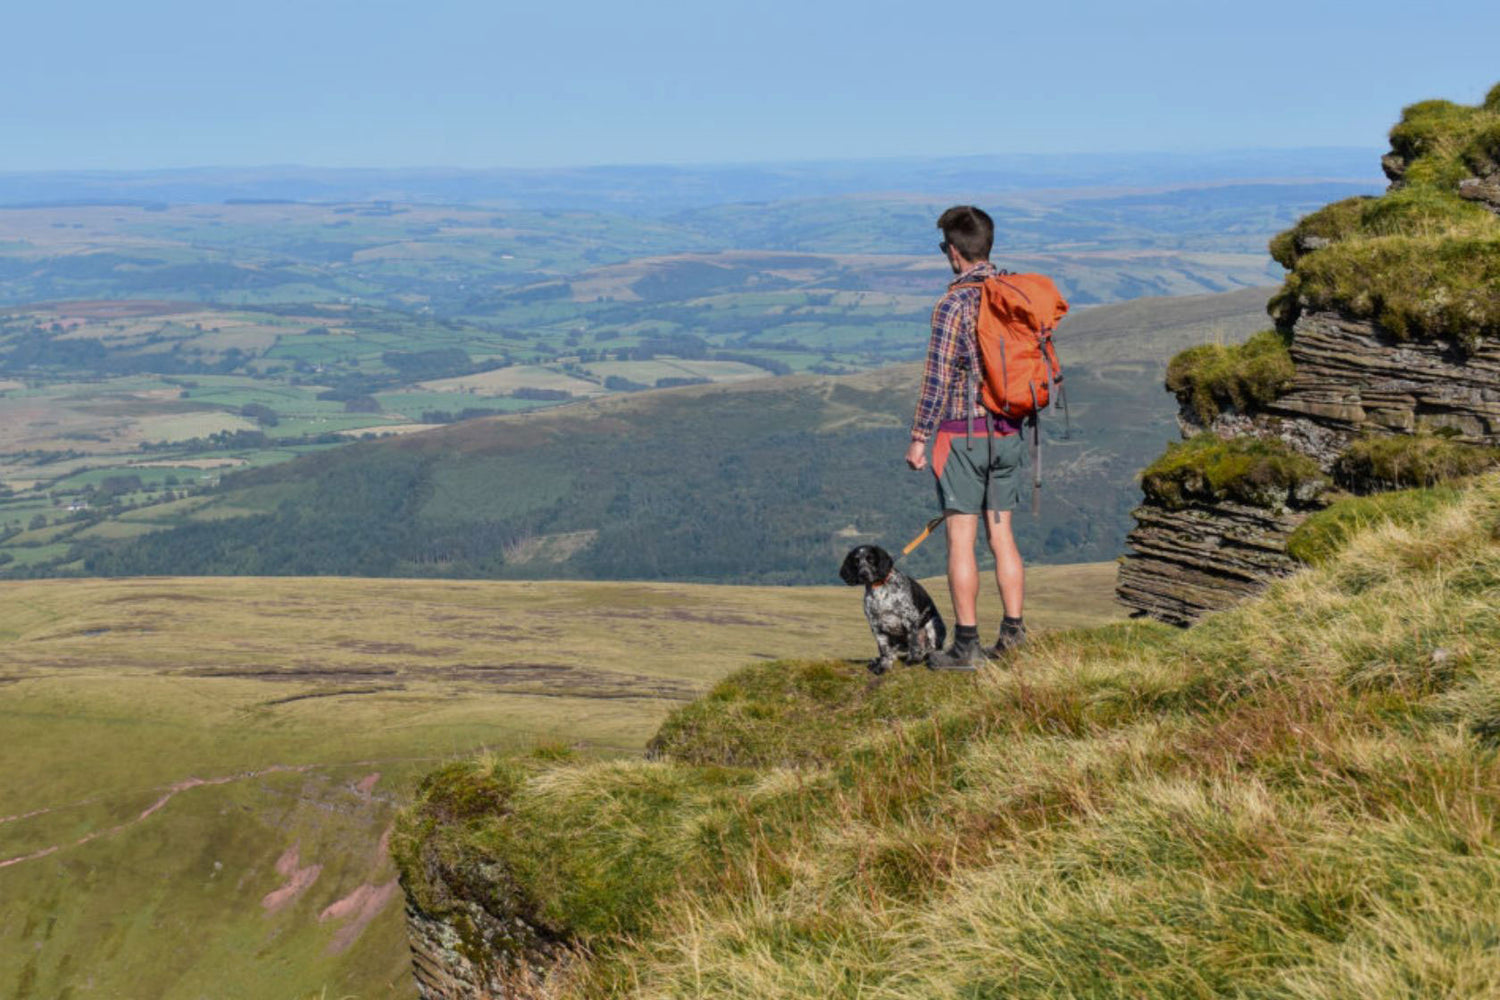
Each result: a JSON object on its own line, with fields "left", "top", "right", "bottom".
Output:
{"left": 900, "top": 515, "right": 948, "bottom": 558}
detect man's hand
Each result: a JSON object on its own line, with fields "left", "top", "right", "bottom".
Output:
{"left": 905, "top": 439, "right": 928, "bottom": 471}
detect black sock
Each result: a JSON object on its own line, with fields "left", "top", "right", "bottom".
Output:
{"left": 955, "top": 624, "right": 979, "bottom": 643}
{"left": 1001, "top": 616, "right": 1025, "bottom": 633}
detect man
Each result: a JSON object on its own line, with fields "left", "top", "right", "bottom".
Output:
{"left": 905, "top": 205, "right": 1026, "bottom": 670}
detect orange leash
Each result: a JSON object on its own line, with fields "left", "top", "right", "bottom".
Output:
{"left": 900, "top": 515, "right": 948, "bottom": 558}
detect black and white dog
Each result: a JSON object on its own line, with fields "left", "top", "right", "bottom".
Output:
{"left": 839, "top": 545, "right": 947, "bottom": 675}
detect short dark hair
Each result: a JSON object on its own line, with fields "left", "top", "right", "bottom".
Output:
{"left": 937, "top": 205, "right": 993, "bottom": 262}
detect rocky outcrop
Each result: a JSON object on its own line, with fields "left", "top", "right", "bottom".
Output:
{"left": 1460, "top": 171, "right": 1500, "bottom": 215}
{"left": 404, "top": 897, "right": 570, "bottom": 1000}
{"left": 1269, "top": 311, "right": 1500, "bottom": 442}
{"left": 1115, "top": 500, "right": 1310, "bottom": 626}
{"left": 1119, "top": 87, "right": 1500, "bottom": 625}
{"left": 1118, "top": 306, "right": 1500, "bottom": 623}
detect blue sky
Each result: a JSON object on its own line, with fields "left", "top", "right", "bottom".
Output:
{"left": 6, "top": 0, "right": 1498, "bottom": 170}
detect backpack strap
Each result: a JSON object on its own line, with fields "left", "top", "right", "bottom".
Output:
{"left": 1029, "top": 414, "right": 1042, "bottom": 516}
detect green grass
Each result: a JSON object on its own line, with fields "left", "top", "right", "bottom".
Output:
{"left": 1268, "top": 84, "right": 1500, "bottom": 350}
{"left": 1286, "top": 484, "right": 1463, "bottom": 564}
{"left": 1164, "top": 328, "right": 1295, "bottom": 425}
{"left": 1139, "top": 433, "right": 1325, "bottom": 510}
{"left": 1333, "top": 432, "right": 1500, "bottom": 492}
{"left": 395, "top": 474, "right": 1500, "bottom": 1000}
{"left": 1281, "top": 233, "right": 1500, "bottom": 352}
{"left": 0, "top": 566, "right": 1123, "bottom": 999}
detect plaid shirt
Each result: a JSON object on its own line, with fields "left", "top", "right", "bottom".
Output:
{"left": 909, "top": 261, "right": 998, "bottom": 441}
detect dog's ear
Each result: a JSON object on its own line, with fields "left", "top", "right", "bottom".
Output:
{"left": 839, "top": 549, "right": 862, "bottom": 586}
{"left": 873, "top": 547, "right": 894, "bottom": 581}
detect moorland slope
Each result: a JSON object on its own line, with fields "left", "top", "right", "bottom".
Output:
{"left": 0, "top": 565, "right": 1118, "bottom": 999}
{"left": 397, "top": 473, "right": 1500, "bottom": 999}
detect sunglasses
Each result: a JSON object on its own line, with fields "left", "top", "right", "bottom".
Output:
{"left": 938, "top": 240, "right": 950, "bottom": 255}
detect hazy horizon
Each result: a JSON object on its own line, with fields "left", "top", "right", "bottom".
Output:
{"left": 7, "top": 0, "right": 1496, "bottom": 172}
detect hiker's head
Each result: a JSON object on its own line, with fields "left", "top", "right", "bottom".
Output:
{"left": 937, "top": 205, "right": 993, "bottom": 271}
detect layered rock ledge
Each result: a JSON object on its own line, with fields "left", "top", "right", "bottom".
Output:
{"left": 1270, "top": 311, "right": 1500, "bottom": 442}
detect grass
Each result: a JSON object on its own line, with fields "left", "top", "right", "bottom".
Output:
{"left": 1268, "top": 85, "right": 1500, "bottom": 350}
{"left": 1139, "top": 433, "right": 1325, "bottom": 510}
{"left": 1333, "top": 432, "right": 1500, "bottom": 492}
{"left": 0, "top": 566, "right": 1120, "bottom": 999}
{"left": 1164, "top": 328, "right": 1295, "bottom": 425}
{"left": 395, "top": 473, "right": 1500, "bottom": 1000}
{"left": 1286, "top": 485, "right": 1463, "bottom": 564}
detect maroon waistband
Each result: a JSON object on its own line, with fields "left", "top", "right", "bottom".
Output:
{"left": 937, "top": 414, "right": 1018, "bottom": 436}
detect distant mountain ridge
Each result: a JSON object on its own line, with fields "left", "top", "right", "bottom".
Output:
{"left": 0, "top": 149, "right": 1380, "bottom": 214}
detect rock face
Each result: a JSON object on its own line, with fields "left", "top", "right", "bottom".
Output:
{"left": 1115, "top": 500, "right": 1310, "bottom": 626}
{"left": 1460, "top": 170, "right": 1500, "bottom": 215}
{"left": 401, "top": 879, "right": 570, "bottom": 999}
{"left": 1270, "top": 311, "right": 1500, "bottom": 442}
{"left": 1117, "top": 304, "right": 1500, "bottom": 624}
{"left": 1117, "top": 89, "right": 1500, "bottom": 626}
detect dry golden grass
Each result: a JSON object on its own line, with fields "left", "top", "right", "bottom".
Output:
{"left": 0, "top": 565, "right": 1118, "bottom": 999}
{"left": 396, "top": 477, "right": 1500, "bottom": 1000}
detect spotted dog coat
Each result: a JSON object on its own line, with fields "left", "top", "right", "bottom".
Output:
{"left": 839, "top": 545, "right": 947, "bottom": 674}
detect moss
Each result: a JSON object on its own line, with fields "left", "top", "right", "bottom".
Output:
{"left": 1268, "top": 197, "right": 1370, "bottom": 268}
{"left": 1387, "top": 98, "right": 1496, "bottom": 189}
{"left": 1164, "top": 329, "right": 1295, "bottom": 425}
{"left": 1462, "top": 121, "right": 1500, "bottom": 174}
{"left": 1268, "top": 85, "right": 1500, "bottom": 346}
{"left": 1282, "top": 234, "right": 1500, "bottom": 352}
{"left": 1140, "top": 434, "right": 1325, "bottom": 510}
{"left": 1332, "top": 433, "right": 1500, "bottom": 493}
{"left": 1357, "top": 184, "right": 1494, "bottom": 237}
{"left": 1287, "top": 485, "right": 1464, "bottom": 564}
{"left": 649, "top": 658, "right": 973, "bottom": 768}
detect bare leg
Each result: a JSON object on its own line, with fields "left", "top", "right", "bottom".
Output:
{"left": 986, "top": 509, "right": 1024, "bottom": 618}
{"left": 945, "top": 513, "right": 980, "bottom": 627}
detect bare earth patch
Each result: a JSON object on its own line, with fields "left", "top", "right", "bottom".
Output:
{"left": 319, "top": 879, "right": 401, "bottom": 954}
{"left": 261, "top": 843, "right": 322, "bottom": 913}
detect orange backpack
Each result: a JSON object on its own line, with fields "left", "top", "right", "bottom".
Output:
{"left": 961, "top": 271, "right": 1070, "bottom": 512}
{"left": 970, "top": 272, "right": 1068, "bottom": 422}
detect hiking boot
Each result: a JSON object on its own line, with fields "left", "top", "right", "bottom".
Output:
{"left": 927, "top": 634, "right": 982, "bottom": 671}
{"left": 988, "top": 621, "right": 1027, "bottom": 657}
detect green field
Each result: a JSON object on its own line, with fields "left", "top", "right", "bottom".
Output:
{"left": 0, "top": 563, "right": 1120, "bottom": 999}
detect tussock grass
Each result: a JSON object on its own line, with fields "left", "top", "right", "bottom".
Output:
{"left": 1139, "top": 433, "right": 1325, "bottom": 510}
{"left": 1165, "top": 328, "right": 1295, "bottom": 425}
{"left": 1287, "top": 485, "right": 1463, "bottom": 565}
{"left": 1269, "top": 84, "right": 1500, "bottom": 350}
{"left": 397, "top": 476, "right": 1500, "bottom": 999}
{"left": 1333, "top": 432, "right": 1500, "bottom": 492}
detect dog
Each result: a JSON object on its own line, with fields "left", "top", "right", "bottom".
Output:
{"left": 839, "top": 545, "right": 946, "bottom": 674}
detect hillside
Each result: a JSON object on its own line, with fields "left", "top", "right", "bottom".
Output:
{"left": 0, "top": 565, "right": 1120, "bottom": 999}
{"left": 396, "top": 473, "right": 1500, "bottom": 998}
{"left": 58, "top": 287, "right": 1275, "bottom": 583}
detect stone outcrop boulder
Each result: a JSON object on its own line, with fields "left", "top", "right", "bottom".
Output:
{"left": 1115, "top": 500, "right": 1309, "bottom": 626}
{"left": 1270, "top": 311, "right": 1500, "bottom": 442}
{"left": 404, "top": 897, "right": 569, "bottom": 1000}
{"left": 1118, "top": 86, "right": 1500, "bottom": 625}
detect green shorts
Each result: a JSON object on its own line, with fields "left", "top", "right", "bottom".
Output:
{"left": 932, "top": 429, "right": 1023, "bottom": 515}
